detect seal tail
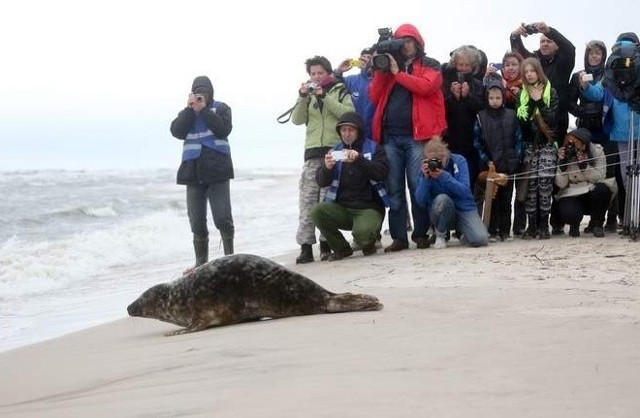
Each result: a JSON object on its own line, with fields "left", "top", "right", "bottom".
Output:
{"left": 326, "top": 293, "right": 383, "bottom": 313}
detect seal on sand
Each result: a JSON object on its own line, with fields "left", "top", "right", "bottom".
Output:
{"left": 127, "top": 254, "right": 383, "bottom": 335}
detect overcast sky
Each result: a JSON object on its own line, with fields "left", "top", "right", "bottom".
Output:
{"left": 0, "top": 0, "right": 636, "bottom": 171}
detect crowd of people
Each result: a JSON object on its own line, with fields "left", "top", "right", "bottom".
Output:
{"left": 170, "top": 21, "right": 640, "bottom": 267}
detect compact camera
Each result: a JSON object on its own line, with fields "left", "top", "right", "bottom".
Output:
{"left": 423, "top": 158, "right": 443, "bottom": 171}
{"left": 305, "top": 82, "right": 319, "bottom": 91}
{"left": 194, "top": 94, "right": 206, "bottom": 102}
{"left": 522, "top": 23, "right": 538, "bottom": 35}
{"left": 331, "top": 150, "right": 347, "bottom": 161}
{"left": 582, "top": 73, "right": 594, "bottom": 82}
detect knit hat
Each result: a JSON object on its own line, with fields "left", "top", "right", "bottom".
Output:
{"left": 335, "top": 112, "right": 364, "bottom": 138}
{"left": 566, "top": 128, "right": 592, "bottom": 144}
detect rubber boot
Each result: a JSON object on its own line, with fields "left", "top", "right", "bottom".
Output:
{"left": 296, "top": 244, "right": 313, "bottom": 264}
{"left": 538, "top": 212, "right": 550, "bottom": 240}
{"left": 222, "top": 237, "right": 234, "bottom": 255}
{"left": 193, "top": 237, "right": 209, "bottom": 267}
{"left": 523, "top": 213, "right": 537, "bottom": 240}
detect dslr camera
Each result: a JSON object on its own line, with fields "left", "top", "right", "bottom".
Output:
{"left": 564, "top": 142, "right": 578, "bottom": 162}
{"left": 424, "top": 158, "right": 443, "bottom": 171}
{"left": 371, "top": 27, "right": 405, "bottom": 72}
{"left": 522, "top": 23, "right": 538, "bottom": 35}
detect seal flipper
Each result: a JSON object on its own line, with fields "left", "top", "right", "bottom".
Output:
{"left": 325, "top": 293, "right": 383, "bottom": 313}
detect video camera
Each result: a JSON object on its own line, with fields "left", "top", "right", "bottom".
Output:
{"left": 371, "top": 27, "right": 405, "bottom": 72}
{"left": 604, "top": 42, "right": 640, "bottom": 111}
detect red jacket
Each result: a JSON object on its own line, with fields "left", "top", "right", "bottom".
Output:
{"left": 368, "top": 23, "right": 446, "bottom": 142}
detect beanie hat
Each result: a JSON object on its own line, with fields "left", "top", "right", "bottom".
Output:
{"left": 567, "top": 127, "right": 592, "bottom": 144}
{"left": 335, "top": 112, "right": 364, "bottom": 138}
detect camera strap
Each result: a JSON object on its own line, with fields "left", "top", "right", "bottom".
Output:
{"left": 276, "top": 104, "right": 297, "bottom": 124}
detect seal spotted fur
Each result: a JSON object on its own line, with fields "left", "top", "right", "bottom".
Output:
{"left": 127, "top": 254, "right": 383, "bottom": 335}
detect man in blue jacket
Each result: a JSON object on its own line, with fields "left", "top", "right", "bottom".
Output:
{"left": 415, "top": 138, "right": 488, "bottom": 249}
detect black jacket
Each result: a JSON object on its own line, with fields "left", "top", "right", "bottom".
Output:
{"left": 316, "top": 138, "right": 388, "bottom": 213}
{"left": 170, "top": 102, "right": 234, "bottom": 185}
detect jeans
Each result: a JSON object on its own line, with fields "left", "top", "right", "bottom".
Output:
{"left": 383, "top": 134, "right": 428, "bottom": 243}
{"left": 429, "top": 194, "right": 488, "bottom": 247}
{"left": 186, "top": 181, "right": 234, "bottom": 240}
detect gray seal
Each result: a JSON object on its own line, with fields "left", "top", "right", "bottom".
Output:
{"left": 127, "top": 254, "right": 383, "bottom": 335}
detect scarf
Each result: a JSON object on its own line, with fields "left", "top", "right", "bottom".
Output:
{"left": 517, "top": 81, "right": 551, "bottom": 121}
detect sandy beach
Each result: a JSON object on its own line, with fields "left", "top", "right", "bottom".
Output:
{"left": 1, "top": 232, "right": 639, "bottom": 417}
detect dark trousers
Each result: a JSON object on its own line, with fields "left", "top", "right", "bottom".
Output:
{"left": 556, "top": 183, "right": 612, "bottom": 228}
{"left": 475, "top": 179, "right": 514, "bottom": 236}
{"left": 186, "top": 181, "right": 234, "bottom": 240}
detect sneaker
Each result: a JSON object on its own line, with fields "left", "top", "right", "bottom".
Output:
{"left": 374, "top": 239, "right": 383, "bottom": 249}
{"left": 350, "top": 240, "right": 362, "bottom": 252}
{"left": 433, "top": 235, "right": 447, "bottom": 249}
{"left": 538, "top": 228, "right": 551, "bottom": 240}
{"left": 488, "top": 234, "right": 498, "bottom": 243}
{"left": 327, "top": 247, "right": 353, "bottom": 262}
{"left": 384, "top": 239, "right": 409, "bottom": 253}
{"left": 592, "top": 226, "right": 605, "bottom": 238}
{"left": 551, "top": 227, "right": 565, "bottom": 236}
{"left": 604, "top": 221, "right": 618, "bottom": 233}
{"left": 415, "top": 237, "right": 431, "bottom": 249}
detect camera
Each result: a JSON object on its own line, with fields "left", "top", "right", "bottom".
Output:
{"left": 582, "top": 73, "right": 594, "bottom": 82}
{"left": 423, "top": 158, "right": 443, "bottom": 171}
{"left": 371, "top": 27, "right": 405, "bottom": 72}
{"left": 331, "top": 150, "right": 347, "bottom": 161}
{"left": 456, "top": 72, "right": 467, "bottom": 84}
{"left": 564, "top": 143, "right": 578, "bottom": 162}
{"left": 522, "top": 23, "right": 538, "bottom": 35}
{"left": 304, "top": 81, "right": 319, "bottom": 91}
{"left": 195, "top": 94, "right": 205, "bottom": 102}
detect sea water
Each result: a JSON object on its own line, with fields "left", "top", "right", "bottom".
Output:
{"left": 0, "top": 168, "right": 301, "bottom": 352}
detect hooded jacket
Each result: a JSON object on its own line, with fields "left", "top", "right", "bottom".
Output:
{"left": 316, "top": 112, "right": 389, "bottom": 212}
{"left": 568, "top": 41, "right": 607, "bottom": 139}
{"left": 170, "top": 76, "right": 234, "bottom": 185}
{"left": 291, "top": 77, "right": 355, "bottom": 161}
{"left": 369, "top": 23, "right": 447, "bottom": 142}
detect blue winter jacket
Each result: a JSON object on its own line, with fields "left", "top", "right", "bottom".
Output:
{"left": 343, "top": 72, "right": 375, "bottom": 140}
{"left": 415, "top": 153, "right": 477, "bottom": 213}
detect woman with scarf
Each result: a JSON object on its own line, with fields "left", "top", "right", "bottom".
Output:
{"left": 516, "top": 57, "right": 559, "bottom": 239}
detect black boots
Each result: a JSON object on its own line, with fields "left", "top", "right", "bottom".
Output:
{"left": 222, "top": 237, "right": 234, "bottom": 255}
{"left": 193, "top": 237, "right": 209, "bottom": 267}
{"left": 538, "top": 212, "right": 550, "bottom": 239}
{"left": 296, "top": 244, "right": 313, "bottom": 264}
{"left": 319, "top": 241, "right": 331, "bottom": 261}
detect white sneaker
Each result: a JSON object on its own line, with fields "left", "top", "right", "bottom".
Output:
{"left": 434, "top": 235, "right": 447, "bottom": 249}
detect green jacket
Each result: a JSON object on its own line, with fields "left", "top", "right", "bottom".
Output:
{"left": 292, "top": 82, "right": 354, "bottom": 158}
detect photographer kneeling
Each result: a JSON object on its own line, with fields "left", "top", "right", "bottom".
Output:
{"left": 415, "top": 138, "right": 489, "bottom": 249}
{"left": 554, "top": 128, "right": 616, "bottom": 237}
{"left": 311, "top": 112, "right": 389, "bottom": 261}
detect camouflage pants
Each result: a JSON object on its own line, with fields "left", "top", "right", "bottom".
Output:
{"left": 296, "top": 158, "right": 327, "bottom": 245}
{"left": 524, "top": 143, "right": 557, "bottom": 214}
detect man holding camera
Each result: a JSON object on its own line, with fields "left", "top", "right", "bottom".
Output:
{"left": 510, "top": 22, "right": 575, "bottom": 141}
{"left": 170, "top": 75, "right": 235, "bottom": 269}
{"left": 311, "top": 112, "right": 389, "bottom": 260}
{"left": 415, "top": 138, "right": 488, "bottom": 249}
{"left": 368, "top": 23, "right": 447, "bottom": 253}
{"left": 554, "top": 128, "right": 615, "bottom": 237}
